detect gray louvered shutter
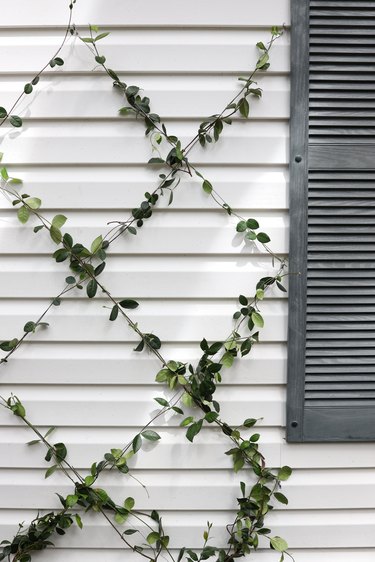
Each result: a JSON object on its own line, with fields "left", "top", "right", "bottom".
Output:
{"left": 287, "top": 0, "right": 375, "bottom": 441}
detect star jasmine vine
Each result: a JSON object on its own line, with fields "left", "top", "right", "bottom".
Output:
{"left": 0, "top": 8, "right": 292, "bottom": 562}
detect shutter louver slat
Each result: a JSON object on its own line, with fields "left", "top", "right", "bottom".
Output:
{"left": 288, "top": 0, "right": 375, "bottom": 441}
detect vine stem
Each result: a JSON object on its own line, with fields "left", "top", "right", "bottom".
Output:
{"left": 0, "top": 30, "right": 284, "bottom": 364}
{"left": 3, "top": 184, "right": 286, "bottom": 389}
{"left": 0, "top": 24, "right": 292, "bottom": 560}
{"left": 0, "top": 395, "right": 180, "bottom": 561}
{"left": 77, "top": 25, "right": 284, "bottom": 265}
{"left": 0, "top": 1, "right": 76, "bottom": 128}
{"left": 0, "top": 283, "right": 75, "bottom": 365}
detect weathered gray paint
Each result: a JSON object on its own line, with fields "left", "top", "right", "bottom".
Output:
{"left": 286, "top": 0, "right": 310, "bottom": 442}
{"left": 287, "top": 0, "right": 375, "bottom": 441}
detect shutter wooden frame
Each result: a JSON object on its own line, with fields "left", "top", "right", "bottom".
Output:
{"left": 287, "top": 0, "right": 375, "bottom": 442}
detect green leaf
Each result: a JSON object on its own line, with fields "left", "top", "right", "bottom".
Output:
{"left": 17, "top": 206, "right": 30, "bottom": 224}
{"left": 53, "top": 249, "right": 69, "bottom": 263}
{"left": 63, "top": 232, "right": 73, "bottom": 248}
{"left": 24, "top": 321, "right": 36, "bottom": 333}
{"left": 221, "top": 351, "right": 234, "bottom": 368}
{"left": 107, "top": 68, "right": 119, "bottom": 80}
{"left": 124, "top": 529, "right": 138, "bottom": 535}
{"left": 95, "top": 32, "right": 110, "bottom": 42}
{"left": 53, "top": 57, "right": 64, "bottom": 66}
{"left": 66, "top": 494, "right": 78, "bottom": 507}
{"left": 119, "top": 299, "right": 139, "bottom": 309}
{"left": 256, "top": 52, "right": 270, "bottom": 69}
{"left": 256, "top": 41, "right": 266, "bottom": 51}
{"left": 132, "top": 434, "right": 142, "bottom": 453}
{"left": 202, "top": 180, "right": 213, "bottom": 194}
{"left": 256, "top": 288, "right": 265, "bottom": 300}
{"left": 180, "top": 416, "right": 194, "bottom": 427}
{"left": 276, "top": 281, "right": 287, "bottom": 293}
{"left": 147, "top": 532, "right": 160, "bottom": 545}
{"left": 10, "top": 115, "right": 22, "bottom": 127}
{"left": 24, "top": 83, "right": 33, "bottom": 94}
{"left": 95, "top": 55, "right": 106, "bottom": 64}
{"left": 239, "top": 97, "right": 249, "bottom": 118}
{"left": 186, "top": 420, "right": 203, "bottom": 442}
{"left": 154, "top": 397, "right": 169, "bottom": 407}
{"left": 246, "top": 218, "right": 259, "bottom": 229}
{"left": 52, "top": 214, "right": 67, "bottom": 229}
{"left": 234, "top": 457, "right": 244, "bottom": 473}
{"left": 181, "top": 392, "right": 193, "bottom": 407}
{"left": 270, "top": 536, "right": 288, "bottom": 553}
{"left": 172, "top": 406, "right": 184, "bottom": 414}
{"left": 251, "top": 311, "right": 264, "bottom": 328}
{"left": 50, "top": 225, "right": 62, "bottom": 244}
{"left": 9, "top": 176, "right": 23, "bottom": 185}
{"left": 274, "top": 492, "right": 288, "bottom": 505}
{"left": 141, "top": 429, "right": 161, "bottom": 441}
{"left": 26, "top": 439, "right": 41, "bottom": 446}
{"left": 236, "top": 221, "right": 247, "bottom": 233}
{"left": 80, "top": 37, "right": 94, "bottom": 43}
{"left": 115, "top": 513, "right": 126, "bottom": 525}
{"left": 75, "top": 514, "right": 83, "bottom": 529}
{"left": 205, "top": 411, "right": 219, "bottom": 423}
{"left": 54, "top": 442, "right": 67, "bottom": 461}
{"left": 1, "top": 167, "right": 9, "bottom": 180}
{"left": 45, "top": 465, "right": 58, "bottom": 479}
{"left": 25, "top": 197, "right": 41, "bottom": 210}
{"left": 243, "top": 418, "right": 257, "bottom": 428}
{"left": 0, "top": 338, "right": 18, "bottom": 352}
{"left": 207, "top": 341, "right": 223, "bottom": 355}
{"left": 278, "top": 466, "right": 292, "bottom": 481}
{"left": 87, "top": 279, "right": 98, "bottom": 298}
{"left": 109, "top": 305, "right": 119, "bottom": 321}
{"left": 239, "top": 294, "right": 248, "bottom": 306}
{"left": 257, "top": 232, "right": 271, "bottom": 243}
{"left": 84, "top": 475, "right": 95, "bottom": 486}
{"left": 249, "top": 87, "right": 262, "bottom": 97}
{"left": 11, "top": 401, "right": 26, "bottom": 418}
{"left": 65, "top": 276, "right": 76, "bottom": 284}
{"left": 0, "top": 107, "right": 7, "bottom": 118}
{"left": 124, "top": 497, "right": 135, "bottom": 510}
{"left": 44, "top": 426, "right": 56, "bottom": 438}
{"left": 91, "top": 235, "right": 103, "bottom": 254}
{"left": 148, "top": 157, "right": 165, "bottom": 164}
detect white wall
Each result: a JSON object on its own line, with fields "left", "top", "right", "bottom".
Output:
{"left": 0, "top": 1, "right": 374, "bottom": 561}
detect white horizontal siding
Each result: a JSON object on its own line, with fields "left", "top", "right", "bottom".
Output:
{"left": 0, "top": 75, "right": 289, "bottom": 119}
{"left": 0, "top": 214, "right": 289, "bottom": 255}
{"left": 0, "top": 342, "right": 287, "bottom": 385}
{"left": 0, "top": 258, "right": 287, "bottom": 298}
{"left": 0, "top": 0, "right": 290, "bottom": 27}
{"left": 0, "top": 30, "right": 289, "bottom": 74}
{"left": 0, "top": 300, "right": 287, "bottom": 344}
{"left": 1, "top": 122, "right": 288, "bottom": 165}
{"left": 2, "top": 468, "right": 375, "bottom": 510}
{"left": 2, "top": 427, "right": 375, "bottom": 470}
{"left": 1, "top": 509, "right": 375, "bottom": 549}
{"left": 13, "top": 550, "right": 375, "bottom": 562}
{"left": 1, "top": 2, "right": 374, "bottom": 561}
{"left": 0, "top": 166, "right": 289, "bottom": 210}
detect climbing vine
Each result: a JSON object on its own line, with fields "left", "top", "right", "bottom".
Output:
{"left": 0, "top": 8, "right": 291, "bottom": 562}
